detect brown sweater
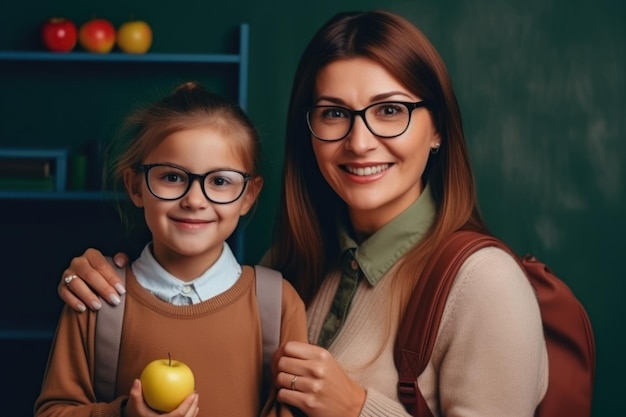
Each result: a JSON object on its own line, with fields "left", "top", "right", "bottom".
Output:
{"left": 34, "top": 266, "right": 308, "bottom": 417}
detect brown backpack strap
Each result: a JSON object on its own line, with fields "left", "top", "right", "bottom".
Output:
{"left": 94, "top": 257, "right": 126, "bottom": 402}
{"left": 395, "top": 231, "right": 502, "bottom": 416}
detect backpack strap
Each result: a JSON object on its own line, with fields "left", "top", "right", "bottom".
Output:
{"left": 94, "top": 257, "right": 127, "bottom": 402}
{"left": 395, "top": 230, "right": 503, "bottom": 416}
{"left": 255, "top": 265, "right": 282, "bottom": 365}
{"left": 254, "top": 265, "right": 283, "bottom": 402}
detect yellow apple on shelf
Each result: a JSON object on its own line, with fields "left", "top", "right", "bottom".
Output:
{"left": 117, "top": 20, "right": 153, "bottom": 54}
{"left": 139, "top": 354, "right": 195, "bottom": 412}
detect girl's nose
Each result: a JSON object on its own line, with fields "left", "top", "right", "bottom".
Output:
{"left": 181, "top": 179, "right": 208, "bottom": 209}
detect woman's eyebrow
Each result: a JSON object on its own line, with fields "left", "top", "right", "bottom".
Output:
{"left": 314, "top": 91, "right": 414, "bottom": 106}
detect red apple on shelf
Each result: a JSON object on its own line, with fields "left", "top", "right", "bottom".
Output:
{"left": 117, "top": 20, "right": 153, "bottom": 54}
{"left": 78, "top": 18, "right": 116, "bottom": 53}
{"left": 41, "top": 18, "right": 77, "bottom": 52}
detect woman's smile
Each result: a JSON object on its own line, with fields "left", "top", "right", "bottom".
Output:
{"left": 342, "top": 163, "right": 391, "bottom": 177}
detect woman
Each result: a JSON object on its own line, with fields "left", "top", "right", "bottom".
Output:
{"left": 57, "top": 10, "right": 548, "bottom": 417}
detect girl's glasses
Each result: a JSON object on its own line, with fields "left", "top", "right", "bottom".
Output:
{"left": 139, "top": 163, "right": 251, "bottom": 204}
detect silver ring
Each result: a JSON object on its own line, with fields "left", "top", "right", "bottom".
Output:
{"left": 290, "top": 375, "right": 298, "bottom": 391}
{"left": 64, "top": 274, "right": 78, "bottom": 287}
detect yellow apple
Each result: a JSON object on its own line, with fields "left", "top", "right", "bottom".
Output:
{"left": 139, "top": 354, "right": 195, "bottom": 412}
{"left": 117, "top": 20, "right": 153, "bottom": 54}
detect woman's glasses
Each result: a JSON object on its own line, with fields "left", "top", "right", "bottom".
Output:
{"left": 306, "top": 100, "right": 428, "bottom": 142}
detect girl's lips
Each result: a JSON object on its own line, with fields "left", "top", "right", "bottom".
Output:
{"left": 342, "top": 163, "right": 391, "bottom": 176}
{"left": 171, "top": 217, "right": 211, "bottom": 224}
{"left": 171, "top": 218, "right": 214, "bottom": 229}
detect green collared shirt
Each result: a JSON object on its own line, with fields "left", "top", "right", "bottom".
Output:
{"left": 317, "top": 185, "right": 437, "bottom": 348}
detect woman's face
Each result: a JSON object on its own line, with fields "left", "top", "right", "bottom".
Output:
{"left": 311, "top": 57, "right": 440, "bottom": 235}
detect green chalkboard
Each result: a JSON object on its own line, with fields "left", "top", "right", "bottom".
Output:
{"left": 0, "top": 1, "right": 623, "bottom": 416}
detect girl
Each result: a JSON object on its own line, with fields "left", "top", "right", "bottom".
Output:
{"left": 35, "top": 82, "right": 307, "bottom": 417}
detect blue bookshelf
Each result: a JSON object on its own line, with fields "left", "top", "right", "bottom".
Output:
{"left": 0, "top": 23, "right": 249, "bottom": 339}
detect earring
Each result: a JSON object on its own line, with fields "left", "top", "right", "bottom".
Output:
{"left": 430, "top": 142, "right": 440, "bottom": 155}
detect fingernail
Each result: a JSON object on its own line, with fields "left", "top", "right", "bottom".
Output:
{"left": 77, "top": 303, "right": 87, "bottom": 313}
{"left": 109, "top": 294, "right": 121, "bottom": 305}
{"left": 115, "top": 283, "right": 126, "bottom": 295}
{"left": 91, "top": 300, "right": 102, "bottom": 310}
{"left": 114, "top": 257, "right": 125, "bottom": 268}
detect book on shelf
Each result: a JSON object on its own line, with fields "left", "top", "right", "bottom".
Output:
{"left": 0, "top": 158, "right": 52, "bottom": 179}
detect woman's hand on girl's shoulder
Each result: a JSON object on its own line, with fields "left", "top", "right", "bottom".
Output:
{"left": 58, "top": 248, "right": 129, "bottom": 312}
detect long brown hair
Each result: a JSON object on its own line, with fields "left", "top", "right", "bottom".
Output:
{"left": 267, "top": 10, "right": 488, "bottom": 307}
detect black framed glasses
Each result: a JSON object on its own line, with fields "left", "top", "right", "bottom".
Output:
{"left": 138, "top": 163, "right": 251, "bottom": 204}
{"left": 306, "top": 100, "right": 428, "bottom": 142}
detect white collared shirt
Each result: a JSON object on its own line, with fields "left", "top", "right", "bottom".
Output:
{"left": 132, "top": 242, "right": 242, "bottom": 305}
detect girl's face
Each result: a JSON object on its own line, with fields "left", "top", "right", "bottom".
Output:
{"left": 311, "top": 57, "right": 440, "bottom": 236}
{"left": 125, "top": 126, "right": 261, "bottom": 280}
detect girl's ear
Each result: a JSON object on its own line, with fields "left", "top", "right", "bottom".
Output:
{"left": 124, "top": 168, "right": 145, "bottom": 208}
{"left": 239, "top": 176, "right": 263, "bottom": 216}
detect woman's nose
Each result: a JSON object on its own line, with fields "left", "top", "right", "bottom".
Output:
{"left": 344, "top": 116, "right": 378, "bottom": 154}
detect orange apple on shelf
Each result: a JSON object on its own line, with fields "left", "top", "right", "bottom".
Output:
{"left": 78, "top": 18, "right": 116, "bottom": 53}
{"left": 140, "top": 354, "right": 195, "bottom": 412}
{"left": 117, "top": 20, "right": 153, "bottom": 54}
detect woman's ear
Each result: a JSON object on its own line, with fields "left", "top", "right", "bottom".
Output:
{"left": 123, "top": 168, "right": 145, "bottom": 208}
{"left": 430, "top": 129, "right": 442, "bottom": 151}
{"left": 239, "top": 176, "right": 264, "bottom": 216}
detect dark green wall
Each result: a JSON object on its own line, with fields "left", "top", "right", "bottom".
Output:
{"left": 1, "top": 1, "right": 623, "bottom": 415}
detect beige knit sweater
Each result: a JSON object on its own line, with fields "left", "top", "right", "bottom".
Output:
{"left": 307, "top": 246, "right": 548, "bottom": 417}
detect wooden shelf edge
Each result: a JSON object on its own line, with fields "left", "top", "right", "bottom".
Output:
{"left": 0, "top": 51, "right": 242, "bottom": 64}
{"left": 0, "top": 191, "right": 125, "bottom": 200}
{"left": 0, "top": 329, "right": 54, "bottom": 340}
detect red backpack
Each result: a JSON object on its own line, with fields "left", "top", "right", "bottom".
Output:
{"left": 395, "top": 230, "right": 596, "bottom": 417}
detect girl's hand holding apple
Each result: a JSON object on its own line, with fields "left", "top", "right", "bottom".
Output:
{"left": 124, "top": 378, "right": 198, "bottom": 417}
